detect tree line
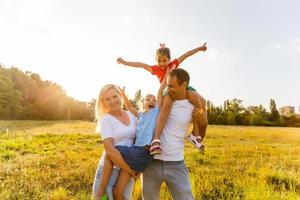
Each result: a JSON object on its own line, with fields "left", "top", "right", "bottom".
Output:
{"left": 207, "top": 99, "right": 300, "bottom": 127}
{"left": 1, "top": 64, "right": 299, "bottom": 126}
{"left": 0, "top": 64, "right": 94, "bottom": 120}
{"left": 127, "top": 89, "right": 300, "bottom": 127}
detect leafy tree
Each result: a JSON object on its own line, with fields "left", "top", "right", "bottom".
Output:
{"left": 0, "top": 75, "right": 23, "bottom": 119}
{"left": 0, "top": 65, "right": 93, "bottom": 120}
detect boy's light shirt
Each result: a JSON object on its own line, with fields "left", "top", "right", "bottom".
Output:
{"left": 134, "top": 105, "right": 160, "bottom": 146}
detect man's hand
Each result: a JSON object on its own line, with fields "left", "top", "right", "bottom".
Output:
{"left": 199, "top": 42, "right": 207, "bottom": 51}
{"left": 117, "top": 57, "right": 125, "bottom": 64}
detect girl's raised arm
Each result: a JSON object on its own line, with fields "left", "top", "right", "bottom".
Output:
{"left": 177, "top": 42, "right": 207, "bottom": 64}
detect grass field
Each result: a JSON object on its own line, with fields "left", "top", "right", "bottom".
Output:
{"left": 0, "top": 120, "right": 300, "bottom": 200}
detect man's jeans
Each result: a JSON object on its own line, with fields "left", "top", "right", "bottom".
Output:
{"left": 142, "top": 159, "right": 194, "bottom": 200}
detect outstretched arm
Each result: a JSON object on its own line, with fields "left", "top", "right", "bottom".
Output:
{"left": 117, "top": 57, "right": 152, "bottom": 73}
{"left": 118, "top": 86, "right": 138, "bottom": 117}
{"left": 177, "top": 42, "right": 207, "bottom": 64}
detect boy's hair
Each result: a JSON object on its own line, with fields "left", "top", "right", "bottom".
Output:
{"left": 169, "top": 68, "right": 190, "bottom": 86}
{"left": 156, "top": 43, "right": 171, "bottom": 60}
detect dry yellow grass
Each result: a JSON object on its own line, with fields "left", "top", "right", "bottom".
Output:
{"left": 0, "top": 121, "right": 299, "bottom": 199}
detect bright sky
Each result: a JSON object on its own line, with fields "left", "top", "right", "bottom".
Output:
{"left": 1, "top": 0, "right": 299, "bottom": 111}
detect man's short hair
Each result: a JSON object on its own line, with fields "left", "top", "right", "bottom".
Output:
{"left": 169, "top": 68, "right": 190, "bottom": 86}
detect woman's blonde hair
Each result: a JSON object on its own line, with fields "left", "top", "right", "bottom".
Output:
{"left": 95, "top": 84, "right": 121, "bottom": 121}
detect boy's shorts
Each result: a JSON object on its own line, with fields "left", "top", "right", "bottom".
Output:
{"left": 115, "top": 145, "right": 152, "bottom": 172}
{"left": 163, "top": 85, "right": 197, "bottom": 96}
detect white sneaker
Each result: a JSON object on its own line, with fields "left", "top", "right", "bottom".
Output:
{"left": 187, "top": 134, "right": 205, "bottom": 153}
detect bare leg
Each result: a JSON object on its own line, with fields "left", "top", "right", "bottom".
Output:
{"left": 187, "top": 90, "right": 207, "bottom": 142}
{"left": 153, "top": 95, "right": 173, "bottom": 140}
{"left": 199, "top": 110, "right": 208, "bottom": 140}
{"left": 113, "top": 170, "right": 132, "bottom": 200}
{"left": 187, "top": 90, "right": 206, "bottom": 109}
{"left": 150, "top": 95, "right": 173, "bottom": 154}
{"left": 96, "top": 156, "right": 113, "bottom": 198}
{"left": 192, "top": 118, "right": 200, "bottom": 138}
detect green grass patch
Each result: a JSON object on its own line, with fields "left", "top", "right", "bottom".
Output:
{"left": 0, "top": 121, "right": 299, "bottom": 199}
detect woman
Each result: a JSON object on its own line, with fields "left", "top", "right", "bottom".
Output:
{"left": 92, "top": 84, "right": 138, "bottom": 200}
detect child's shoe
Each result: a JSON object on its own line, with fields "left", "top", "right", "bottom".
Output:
{"left": 150, "top": 139, "right": 162, "bottom": 155}
{"left": 187, "top": 134, "right": 205, "bottom": 153}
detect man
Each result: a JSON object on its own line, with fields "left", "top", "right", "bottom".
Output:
{"left": 142, "top": 68, "right": 196, "bottom": 200}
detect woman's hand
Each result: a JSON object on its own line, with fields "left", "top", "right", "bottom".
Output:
{"left": 129, "top": 169, "right": 141, "bottom": 179}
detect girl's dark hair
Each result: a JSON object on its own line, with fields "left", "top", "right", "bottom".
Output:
{"left": 156, "top": 43, "right": 171, "bottom": 60}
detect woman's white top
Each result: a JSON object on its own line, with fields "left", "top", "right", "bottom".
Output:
{"left": 98, "top": 111, "right": 137, "bottom": 167}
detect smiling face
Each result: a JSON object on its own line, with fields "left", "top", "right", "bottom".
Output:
{"left": 142, "top": 94, "right": 156, "bottom": 112}
{"left": 167, "top": 75, "right": 187, "bottom": 100}
{"left": 156, "top": 54, "right": 170, "bottom": 70}
{"left": 102, "top": 88, "right": 122, "bottom": 113}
